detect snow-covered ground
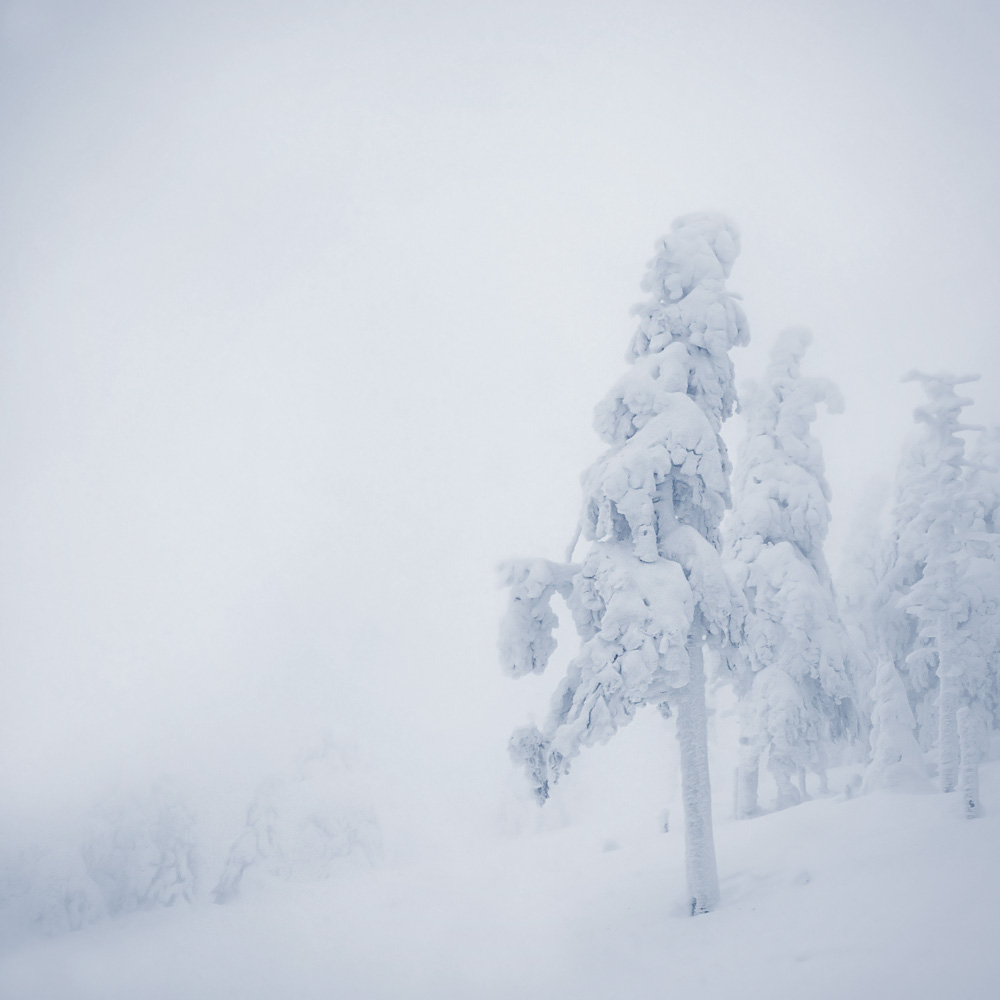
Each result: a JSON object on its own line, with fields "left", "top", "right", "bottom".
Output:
{"left": 4, "top": 760, "right": 997, "bottom": 999}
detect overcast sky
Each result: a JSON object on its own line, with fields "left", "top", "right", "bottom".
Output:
{"left": 2, "top": 0, "right": 998, "bottom": 837}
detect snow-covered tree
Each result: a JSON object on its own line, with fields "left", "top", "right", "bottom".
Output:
{"left": 724, "top": 330, "right": 858, "bottom": 816}
{"left": 500, "top": 213, "right": 749, "bottom": 915}
{"left": 863, "top": 660, "right": 931, "bottom": 793}
{"left": 897, "top": 374, "right": 979, "bottom": 789}
{"left": 873, "top": 375, "right": 977, "bottom": 750}
{"left": 883, "top": 372, "right": 995, "bottom": 807}
{"left": 962, "top": 426, "right": 1000, "bottom": 732}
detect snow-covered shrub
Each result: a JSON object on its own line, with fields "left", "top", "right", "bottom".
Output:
{"left": 213, "top": 738, "right": 381, "bottom": 903}
{"left": 81, "top": 779, "right": 199, "bottom": 916}
{"left": 0, "top": 843, "right": 105, "bottom": 940}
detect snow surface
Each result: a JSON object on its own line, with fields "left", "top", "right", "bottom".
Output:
{"left": 4, "top": 754, "right": 999, "bottom": 999}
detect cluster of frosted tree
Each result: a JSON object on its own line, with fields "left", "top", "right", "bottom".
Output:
{"left": 0, "top": 738, "right": 380, "bottom": 940}
{"left": 0, "top": 782, "right": 198, "bottom": 940}
{"left": 500, "top": 213, "right": 1000, "bottom": 915}
{"left": 500, "top": 213, "right": 749, "bottom": 914}
{"left": 723, "top": 330, "right": 859, "bottom": 817}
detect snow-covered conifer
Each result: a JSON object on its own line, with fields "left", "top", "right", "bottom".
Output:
{"left": 723, "top": 330, "right": 858, "bottom": 816}
{"left": 874, "top": 375, "right": 976, "bottom": 750}
{"left": 863, "top": 660, "right": 930, "bottom": 793}
{"left": 962, "top": 427, "right": 1000, "bottom": 731}
{"left": 889, "top": 373, "right": 988, "bottom": 799}
{"left": 499, "top": 213, "right": 749, "bottom": 915}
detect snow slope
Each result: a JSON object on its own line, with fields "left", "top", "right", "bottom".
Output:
{"left": 3, "top": 762, "right": 998, "bottom": 999}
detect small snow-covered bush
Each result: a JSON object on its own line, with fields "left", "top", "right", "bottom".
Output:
{"left": 213, "top": 738, "right": 381, "bottom": 903}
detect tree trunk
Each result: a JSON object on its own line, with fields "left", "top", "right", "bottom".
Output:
{"left": 796, "top": 767, "right": 809, "bottom": 801}
{"left": 675, "top": 621, "right": 720, "bottom": 915}
{"left": 735, "top": 696, "right": 760, "bottom": 819}
{"left": 771, "top": 759, "right": 801, "bottom": 809}
{"left": 938, "top": 675, "right": 960, "bottom": 793}
{"left": 958, "top": 705, "right": 981, "bottom": 818}
{"left": 736, "top": 742, "right": 759, "bottom": 820}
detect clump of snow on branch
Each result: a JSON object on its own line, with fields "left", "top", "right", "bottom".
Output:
{"left": 498, "top": 559, "right": 577, "bottom": 679}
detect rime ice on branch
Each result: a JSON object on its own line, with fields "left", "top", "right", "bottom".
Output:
{"left": 499, "top": 213, "right": 748, "bottom": 914}
{"left": 723, "top": 330, "right": 859, "bottom": 816}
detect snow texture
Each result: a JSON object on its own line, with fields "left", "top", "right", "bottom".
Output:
{"left": 7, "top": 757, "right": 1000, "bottom": 1000}
{"left": 498, "top": 559, "right": 577, "bottom": 679}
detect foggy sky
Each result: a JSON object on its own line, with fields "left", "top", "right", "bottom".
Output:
{"left": 2, "top": 0, "right": 998, "bottom": 836}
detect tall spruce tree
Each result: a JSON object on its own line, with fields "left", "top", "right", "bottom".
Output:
{"left": 873, "top": 375, "right": 977, "bottom": 749}
{"left": 723, "top": 330, "right": 858, "bottom": 816}
{"left": 500, "top": 213, "right": 748, "bottom": 915}
{"left": 881, "top": 373, "right": 993, "bottom": 807}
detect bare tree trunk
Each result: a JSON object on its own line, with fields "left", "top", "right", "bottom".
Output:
{"left": 675, "top": 620, "right": 720, "bottom": 915}
{"left": 735, "top": 691, "right": 761, "bottom": 818}
{"left": 770, "top": 755, "right": 801, "bottom": 810}
{"left": 796, "top": 767, "right": 809, "bottom": 801}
